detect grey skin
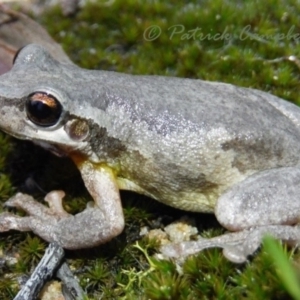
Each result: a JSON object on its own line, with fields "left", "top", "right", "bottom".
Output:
{"left": 1, "top": 44, "right": 300, "bottom": 263}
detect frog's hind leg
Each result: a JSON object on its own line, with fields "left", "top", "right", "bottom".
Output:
{"left": 161, "top": 225, "right": 300, "bottom": 263}
{"left": 161, "top": 166, "right": 300, "bottom": 263}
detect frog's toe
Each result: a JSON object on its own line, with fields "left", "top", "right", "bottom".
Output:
{"left": 0, "top": 209, "right": 64, "bottom": 243}
{"left": 160, "top": 241, "right": 200, "bottom": 258}
{"left": 222, "top": 246, "right": 251, "bottom": 264}
{"left": 4, "top": 192, "right": 30, "bottom": 207}
{"left": 4, "top": 191, "right": 70, "bottom": 219}
{"left": 4, "top": 193, "right": 49, "bottom": 216}
{"left": 160, "top": 242, "right": 187, "bottom": 258}
{"left": 0, "top": 212, "right": 31, "bottom": 232}
{"left": 44, "top": 190, "right": 70, "bottom": 217}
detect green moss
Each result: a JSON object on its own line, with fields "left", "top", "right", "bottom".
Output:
{"left": 0, "top": 276, "right": 18, "bottom": 300}
{"left": 1, "top": 0, "right": 300, "bottom": 299}
{"left": 18, "top": 235, "right": 46, "bottom": 268}
{"left": 0, "top": 132, "right": 14, "bottom": 202}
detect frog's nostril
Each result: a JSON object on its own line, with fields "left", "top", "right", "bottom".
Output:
{"left": 26, "top": 91, "right": 62, "bottom": 127}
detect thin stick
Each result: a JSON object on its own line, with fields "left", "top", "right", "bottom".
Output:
{"left": 57, "top": 262, "right": 85, "bottom": 300}
{"left": 14, "top": 242, "right": 64, "bottom": 300}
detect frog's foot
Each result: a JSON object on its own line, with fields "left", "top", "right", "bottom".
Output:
{"left": 4, "top": 191, "right": 69, "bottom": 218}
{"left": 0, "top": 191, "right": 70, "bottom": 240}
{"left": 0, "top": 192, "right": 63, "bottom": 231}
{"left": 0, "top": 190, "right": 124, "bottom": 249}
{"left": 160, "top": 225, "right": 300, "bottom": 263}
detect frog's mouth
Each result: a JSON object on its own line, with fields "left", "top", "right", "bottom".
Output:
{"left": 0, "top": 128, "right": 67, "bottom": 157}
{"left": 0, "top": 129, "right": 35, "bottom": 144}
{"left": 33, "top": 140, "right": 67, "bottom": 157}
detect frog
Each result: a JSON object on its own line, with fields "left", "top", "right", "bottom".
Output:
{"left": 1, "top": 44, "right": 300, "bottom": 263}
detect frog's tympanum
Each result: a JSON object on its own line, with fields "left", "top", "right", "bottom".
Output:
{"left": 1, "top": 44, "right": 300, "bottom": 263}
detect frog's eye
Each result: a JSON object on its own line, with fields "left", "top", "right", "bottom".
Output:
{"left": 26, "top": 92, "right": 62, "bottom": 127}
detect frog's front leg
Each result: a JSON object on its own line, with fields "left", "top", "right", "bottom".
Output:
{"left": 161, "top": 167, "right": 300, "bottom": 263}
{"left": 0, "top": 162, "right": 125, "bottom": 249}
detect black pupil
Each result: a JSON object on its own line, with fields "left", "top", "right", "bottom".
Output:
{"left": 26, "top": 93, "right": 62, "bottom": 127}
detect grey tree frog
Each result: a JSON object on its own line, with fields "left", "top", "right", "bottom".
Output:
{"left": 1, "top": 44, "right": 300, "bottom": 263}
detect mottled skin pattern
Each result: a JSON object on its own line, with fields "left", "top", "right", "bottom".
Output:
{"left": 1, "top": 44, "right": 300, "bottom": 262}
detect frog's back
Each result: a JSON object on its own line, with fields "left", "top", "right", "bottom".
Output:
{"left": 92, "top": 72, "right": 300, "bottom": 138}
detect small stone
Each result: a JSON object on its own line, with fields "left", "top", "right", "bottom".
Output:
{"left": 164, "top": 216, "right": 198, "bottom": 243}
{"left": 39, "top": 280, "right": 65, "bottom": 300}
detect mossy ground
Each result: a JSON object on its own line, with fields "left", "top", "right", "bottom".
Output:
{"left": 1, "top": 0, "right": 300, "bottom": 299}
